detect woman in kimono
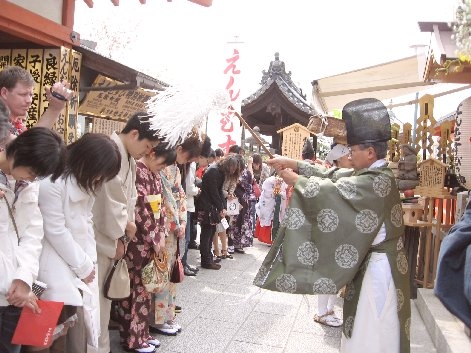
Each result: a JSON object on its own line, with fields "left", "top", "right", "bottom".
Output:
{"left": 151, "top": 134, "right": 206, "bottom": 336}
{"left": 37, "top": 133, "right": 121, "bottom": 353}
{"left": 231, "top": 156, "right": 254, "bottom": 253}
{"left": 117, "top": 143, "right": 176, "bottom": 353}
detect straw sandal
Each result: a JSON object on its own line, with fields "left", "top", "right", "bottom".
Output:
{"left": 313, "top": 311, "right": 343, "bottom": 327}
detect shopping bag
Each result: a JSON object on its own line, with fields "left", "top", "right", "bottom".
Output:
{"left": 226, "top": 198, "right": 240, "bottom": 216}
{"left": 11, "top": 300, "right": 64, "bottom": 347}
{"left": 81, "top": 276, "right": 100, "bottom": 348}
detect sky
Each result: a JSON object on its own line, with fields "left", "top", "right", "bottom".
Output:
{"left": 74, "top": 0, "right": 467, "bottom": 122}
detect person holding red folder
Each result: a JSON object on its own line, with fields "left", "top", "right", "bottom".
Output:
{"left": 0, "top": 113, "right": 66, "bottom": 353}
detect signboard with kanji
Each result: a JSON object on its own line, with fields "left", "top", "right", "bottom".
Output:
{"left": 92, "top": 117, "right": 125, "bottom": 136}
{"left": 79, "top": 75, "right": 156, "bottom": 121}
{"left": 0, "top": 47, "right": 81, "bottom": 143}
{"left": 277, "top": 123, "right": 312, "bottom": 159}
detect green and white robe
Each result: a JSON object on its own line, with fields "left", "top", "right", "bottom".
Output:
{"left": 254, "top": 161, "right": 411, "bottom": 353}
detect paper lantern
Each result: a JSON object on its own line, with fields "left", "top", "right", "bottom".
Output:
{"left": 454, "top": 97, "right": 471, "bottom": 189}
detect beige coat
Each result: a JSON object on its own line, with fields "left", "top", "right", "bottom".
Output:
{"left": 92, "top": 132, "right": 137, "bottom": 259}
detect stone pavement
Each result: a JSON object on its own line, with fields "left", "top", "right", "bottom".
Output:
{"left": 111, "top": 238, "right": 435, "bottom": 353}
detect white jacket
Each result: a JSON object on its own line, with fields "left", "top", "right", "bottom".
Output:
{"left": 185, "top": 162, "right": 200, "bottom": 212}
{"left": 37, "top": 176, "right": 95, "bottom": 306}
{"left": 0, "top": 180, "right": 43, "bottom": 306}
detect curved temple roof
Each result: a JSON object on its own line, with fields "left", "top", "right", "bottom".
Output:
{"left": 242, "top": 52, "right": 318, "bottom": 116}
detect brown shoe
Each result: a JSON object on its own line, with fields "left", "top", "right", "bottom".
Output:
{"left": 201, "top": 263, "right": 221, "bottom": 270}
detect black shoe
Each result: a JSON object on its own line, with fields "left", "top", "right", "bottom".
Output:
{"left": 213, "top": 257, "right": 221, "bottom": 263}
{"left": 201, "top": 263, "right": 221, "bottom": 270}
{"left": 188, "top": 242, "right": 199, "bottom": 250}
{"left": 234, "top": 248, "right": 245, "bottom": 254}
{"left": 175, "top": 305, "right": 182, "bottom": 313}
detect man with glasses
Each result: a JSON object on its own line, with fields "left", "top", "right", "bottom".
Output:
{"left": 254, "top": 98, "right": 410, "bottom": 353}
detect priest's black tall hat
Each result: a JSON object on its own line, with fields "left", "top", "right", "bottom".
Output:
{"left": 342, "top": 98, "right": 391, "bottom": 145}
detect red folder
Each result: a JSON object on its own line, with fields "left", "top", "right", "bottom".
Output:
{"left": 11, "top": 300, "right": 64, "bottom": 347}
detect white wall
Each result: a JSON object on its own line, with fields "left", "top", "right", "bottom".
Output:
{"left": 8, "top": 0, "right": 63, "bottom": 24}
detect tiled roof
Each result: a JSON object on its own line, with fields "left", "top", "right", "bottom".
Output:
{"left": 242, "top": 53, "right": 317, "bottom": 116}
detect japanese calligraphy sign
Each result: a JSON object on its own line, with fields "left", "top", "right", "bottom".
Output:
{"left": 205, "top": 45, "right": 242, "bottom": 154}
{"left": 0, "top": 48, "right": 78, "bottom": 143}
{"left": 277, "top": 123, "right": 312, "bottom": 159}
{"left": 79, "top": 75, "right": 155, "bottom": 121}
{"left": 454, "top": 97, "right": 471, "bottom": 189}
{"left": 92, "top": 117, "right": 125, "bottom": 136}
{"left": 67, "top": 50, "right": 82, "bottom": 144}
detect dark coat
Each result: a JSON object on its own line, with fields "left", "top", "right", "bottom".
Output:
{"left": 195, "top": 164, "right": 226, "bottom": 214}
{"left": 435, "top": 196, "right": 471, "bottom": 328}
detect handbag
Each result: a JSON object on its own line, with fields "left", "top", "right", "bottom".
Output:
{"left": 208, "top": 205, "right": 221, "bottom": 225}
{"left": 253, "top": 181, "right": 261, "bottom": 198}
{"left": 103, "top": 244, "right": 131, "bottom": 300}
{"left": 141, "top": 251, "right": 170, "bottom": 293}
{"left": 170, "top": 240, "right": 185, "bottom": 284}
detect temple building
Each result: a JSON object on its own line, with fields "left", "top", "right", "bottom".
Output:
{"left": 241, "top": 52, "right": 320, "bottom": 152}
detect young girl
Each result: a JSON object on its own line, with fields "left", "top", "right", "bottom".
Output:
{"left": 36, "top": 133, "right": 121, "bottom": 353}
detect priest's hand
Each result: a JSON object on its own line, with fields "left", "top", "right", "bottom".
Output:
{"left": 266, "top": 156, "right": 298, "bottom": 172}
{"left": 278, "top": 169, "right": 299, "bottom": 186}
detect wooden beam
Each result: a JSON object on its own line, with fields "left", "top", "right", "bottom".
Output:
{"left": 0, "top": 0, "right": 76, "bottom": 47}
{"left": 63, "top": 0, "right": 76, "bottom": 29}
{"left": 389, "top": 84, "right": 471, "bottom": 109}
{"left": 319, "top": 81, "right": 434, "bottom": 98}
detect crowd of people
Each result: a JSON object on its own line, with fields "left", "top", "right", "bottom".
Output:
{"left": 0, "top": 64, "right": 412, "bottom": 353}
{"left": 0, "top": 65, "right": 284, "bottom": 353}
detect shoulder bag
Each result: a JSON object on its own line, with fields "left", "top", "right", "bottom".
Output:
{"left": 253, "top": 180, "right": 262, "bottom": 198}
{"left": 103, "top": 240, "right": 131, "bottom": 300}
{"left": 141, "top": 250, "right": 169, "bottom": 293}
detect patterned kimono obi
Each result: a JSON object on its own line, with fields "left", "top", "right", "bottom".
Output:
{"left": 254, "top": 162, "right": 411, "bottom": 353}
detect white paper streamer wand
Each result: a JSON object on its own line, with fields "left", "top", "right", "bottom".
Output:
{"left": 146, "top": 85, "right": 231, "bottom": 147}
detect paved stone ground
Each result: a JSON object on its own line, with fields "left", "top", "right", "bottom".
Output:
{"left": 110, "top": 237, "right": 435, "bottom": 353}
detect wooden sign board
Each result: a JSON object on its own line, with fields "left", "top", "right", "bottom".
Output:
{"left": 0, "top": 47, "right": 81, "bottom": 143}
{"left": 277, "top": 123, "right": 312, "bottom": 159}
{"left": 79, "top": 75, "right": 156, "bottom": 121}
{"left": 92, "top": 117, "right": 125, "bottom": 136}
{"left": 415, "top": 158, "right": 449, "bottom": 197}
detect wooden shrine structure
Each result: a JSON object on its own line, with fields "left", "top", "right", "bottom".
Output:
{"left": 241, "top": 53, "right": 320, "bottom": 153}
